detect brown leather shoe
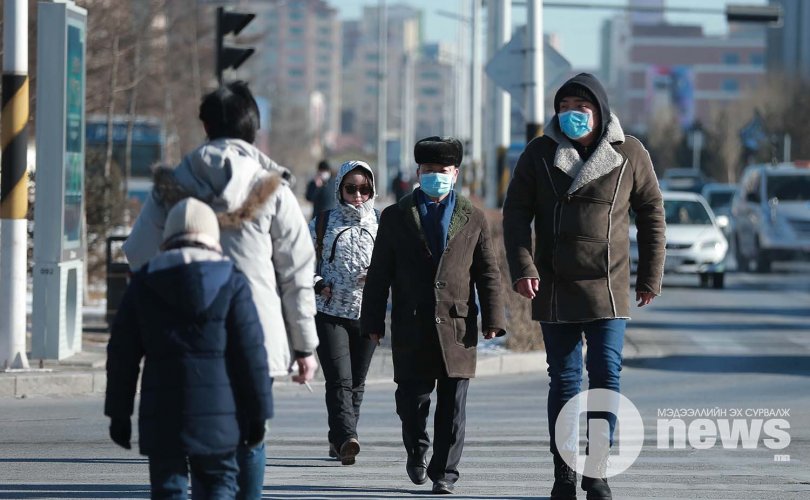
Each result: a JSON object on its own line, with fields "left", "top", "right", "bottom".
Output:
{"left": 339, "top": 438, "right": 360, "bottom": 465}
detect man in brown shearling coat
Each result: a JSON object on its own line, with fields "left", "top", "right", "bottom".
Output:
{"left": 503, "top": 73, "right": 666, "bottom": 500}
{"left": 361, "top": 136, "right": 506, "bottom": 495}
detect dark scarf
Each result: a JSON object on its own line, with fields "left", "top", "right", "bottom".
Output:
{"left": 416, "top": 189, "right": 456, "bottom": 267}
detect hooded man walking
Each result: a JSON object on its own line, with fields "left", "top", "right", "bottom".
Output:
{"left": 502, "top": 73, "right": 666, "bottom": 500}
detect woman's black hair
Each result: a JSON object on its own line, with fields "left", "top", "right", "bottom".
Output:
{"left": 198, "top": 80, "right": 260, "bottom": 143}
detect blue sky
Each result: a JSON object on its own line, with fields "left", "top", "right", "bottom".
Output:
{"left": 336, "top": 0, "right": 767, "bottom": 69}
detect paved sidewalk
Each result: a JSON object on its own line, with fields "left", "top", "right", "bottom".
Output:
{"left": 1, "top": 312, "right": 549, "bottom": 399}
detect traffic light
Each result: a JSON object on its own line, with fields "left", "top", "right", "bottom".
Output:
{"left": 216, "top": 6, "right": 255, "bottom": 83}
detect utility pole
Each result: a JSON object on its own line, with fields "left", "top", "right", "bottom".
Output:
{"left": 400, "top": 51, "right": 415, "bottom": 176}
{"left": 376, "top": 0, "right": 388, "bottom": 197}
{"left": 470, "top": 0, "right": 482, "bottom": 195}
{"left": 485, "top": 0, "right": 511, "bottom": 207}
{"left": 0, "top": 0, "right": 30, "bottom": 370}
{"left": 525, "top": 0, "right": 544, "bottom": 143}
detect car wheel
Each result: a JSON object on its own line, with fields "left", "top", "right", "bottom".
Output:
{"left": 699, "top": 273, "right": 710, "bottom": 288}
{"left": 712, "top": 272, "right": 725, "bottom": 289}
{"left": 735, "top": 234, "right": 750, "bottom": 272}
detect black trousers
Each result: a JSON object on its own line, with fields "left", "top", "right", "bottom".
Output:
{"left": 395, "top": 377, "right": 470, "bottom": 484}
{"left": 315, "top": 312, "right": 377, "bottom": 446}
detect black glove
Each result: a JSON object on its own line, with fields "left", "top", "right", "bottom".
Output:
{"left": 109, "top": 417, "right": 132, "bottom": 450}
{"left": 245, "top": 420, "right": 266, "bottom": 449}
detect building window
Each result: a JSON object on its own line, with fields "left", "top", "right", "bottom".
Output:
{"left": 420, "top": 71, "right": 440, "bottom": 80}
{"left": 290, "top": 26, "right": 304, "bottom": 36}
{"left": 722, "top": 79, "right": 739, "bottom": 92}
{"left": 289, "top": 10, "right": 304, "bottom": 21}
{"left": 366, "top": 85, "right": 378, "bottom": 95}
{"left": 289, "top": 68, "right": 305, "bottom": 78}
{"left": 420, "top": 87, "right": 440, "bottom": 97}
{"left": 287, "top": 40, "right": 303, "bottom": 50}
{"left": 750, "top": 53, "right": 764, "bottom": 66}
{"left": 723, "top": 53, "right": 740, "bottom": 65}
{"left": 288, "top": 53, "right": 305, "bottom": 64}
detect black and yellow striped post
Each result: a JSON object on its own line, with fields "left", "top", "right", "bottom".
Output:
{"left": 0, "top": 0, "right": 31, "bottom": 370}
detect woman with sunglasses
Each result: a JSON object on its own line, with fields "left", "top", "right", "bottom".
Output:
{"left": 309, "top": 160, "right": 380, "bottom": 465}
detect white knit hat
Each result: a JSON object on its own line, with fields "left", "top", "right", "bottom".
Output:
{"left": 161, "top": 197, "right": 222, "bottom": 252}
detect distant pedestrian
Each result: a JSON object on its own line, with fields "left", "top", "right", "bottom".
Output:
{"left": 391, "top": 170, "right": 411, "bottom": 202}
{"left": 105, "top": 198, "right": 273, "bottom": 499}
{"left": 123, "top": 80, "right": 319, "bottom": 499}
{"left": 306, "top": 160, "right": 337, "bottom": 217}
{"left": 502, "top": 73, "right": 666, "bottom": 500}
{"left": 310, "top": 160, "right": 380, "bottom": 466}
{"left": 361, "top": 136, "right": 506, "bottom": 495}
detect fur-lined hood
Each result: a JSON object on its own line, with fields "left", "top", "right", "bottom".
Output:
{"left": 153, "top": 139, "right": 283, "bottom": 228}
{"left": 544, "top": 112, "right": 626, "bottom": 194}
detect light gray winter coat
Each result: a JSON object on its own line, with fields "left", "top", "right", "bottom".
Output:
{"left": 309, "top": 161, "right": 379, "bottom": 320}
{"left": 122, "top": 138, "right": 319, "bottom": 377}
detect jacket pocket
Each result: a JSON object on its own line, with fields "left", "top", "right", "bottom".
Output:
{"left": 450, "top": 301, "right": 477, "bottom": 348}
{"left": 555, "top": 235, "right": 609, "bottom": 280}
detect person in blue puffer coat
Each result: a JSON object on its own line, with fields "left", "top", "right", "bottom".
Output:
{"left": 105, "top": 198, "right": 273, "bottom": 499}
{"left": 309, "top": 160, "right": 379, "bottom": 466}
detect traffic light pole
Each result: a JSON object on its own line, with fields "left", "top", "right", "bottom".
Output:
{"left": 0, "top": 0, "right": 30, "bottom": 370}
{"left": 525, "top": 0, "right": 544, "bottom": 143}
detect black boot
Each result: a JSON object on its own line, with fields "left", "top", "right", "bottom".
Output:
{"left": 550, "top": 454, "right": 577, "bottom": 499}
{"left": 406, "top": 448, "right": 428, "bottom": 485}
{"left": 581, "top": 455, "right": 611, "bottom": 500}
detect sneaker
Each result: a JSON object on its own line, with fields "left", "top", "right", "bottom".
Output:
{"left": 339, "top": 438, "right": 360, "bottom": 465}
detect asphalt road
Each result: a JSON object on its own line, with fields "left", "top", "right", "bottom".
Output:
{"left": 1, "top": 267, "right": 809, "bottom": 499}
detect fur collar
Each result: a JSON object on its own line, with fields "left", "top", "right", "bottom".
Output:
{"left": 398, "top": 191, "right": 473, "bottom": 257}
{"left": 153, "top": 165, "right": 281, "bottom": 229}
{"left": 544, "top": 113, "right": 626, "bottom": 194}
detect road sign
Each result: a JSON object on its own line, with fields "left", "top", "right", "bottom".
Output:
{"left": 484, "top": 26, "right": 571, "bottom": 109}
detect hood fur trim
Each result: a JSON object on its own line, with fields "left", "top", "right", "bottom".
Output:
{"left": 545, "top": 112, "right": 626, "bottom": 194}
{"left": 153, "top": 165, "right": 282, "bottom": 229}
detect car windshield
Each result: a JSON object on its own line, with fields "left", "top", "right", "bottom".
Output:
{"left": 766, "top": 175, "right": 810, "bottom": 201}
{"left": 706, "top": 191, "right": 734, "bottom": 209}
{"left": 664, "top": 200, "right": 712, "bottom": 225}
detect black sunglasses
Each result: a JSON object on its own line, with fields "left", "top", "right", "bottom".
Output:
{"left": 343, "top": 183, "right": 372, "bottom": 196}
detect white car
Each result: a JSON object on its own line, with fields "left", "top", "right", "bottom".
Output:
{"left": 631, "top": 191, "right": 729, "bottom": 288}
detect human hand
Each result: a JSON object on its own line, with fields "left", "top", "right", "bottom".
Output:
{"left": 515, "top": 278, "right": 540, "bottom": 299}
{"left": 636, "top": 291, "right": 656, "bottom": 307}
{"left": 292, "top": 355, "right": 318, "bottom": 383}
{"left": 320, "top": 286, "right": 332, "bottom": 299}
{"left": 369, "top": 333, "right": 382, "bottom": 346}
{"left": 245, "top": 420, "right": 266, "bottom": 448}
{"left": 483, "top": 329, "right": 500, "bottom": 340}
{"left": 109, "top": 417, "right": 131, "bottom": 450}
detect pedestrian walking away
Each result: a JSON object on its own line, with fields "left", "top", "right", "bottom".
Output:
{"left": 502, "top": 73, "right": 666, "bottom": 500}
{"left": 309, "top": 160, "right": 380, "bottom": 466}
{"left": 105, "top": 198, "right": 273, "bottom": 500}
{"left": 122, "top": 80, "right": 319, "bottom": 498}
{"left": 361, "top": 136, "right": 507, "bottom": 495}
{"left": 306, "top": 159, "right": 338, "bottom": 218}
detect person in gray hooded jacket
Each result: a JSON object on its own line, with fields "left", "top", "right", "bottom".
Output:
{"left": 123, "top": 81, "right": 319, "bottom": 499}
{"left": 309, "top": 160, "right": 379, "bottom": 466}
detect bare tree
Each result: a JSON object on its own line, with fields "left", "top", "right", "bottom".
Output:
{"left": 645, "top": 104, "right": 684, "bottom": 175}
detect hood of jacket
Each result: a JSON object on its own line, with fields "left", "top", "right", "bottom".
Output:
{"left": 142, "top": 247, "right": 233, "bottom": 317}
{"left": 553, "top": 72, "right": 611, "bottom": 139}
{"left": 334, "top": 160, "right": 377, "bottom": 220}
{"left": 153, "top": 139, "right": 284, "bottom": 229}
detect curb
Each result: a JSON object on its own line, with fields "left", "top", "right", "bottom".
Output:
{"left": 0, "top": 349, "right": 548, "bottom": 399}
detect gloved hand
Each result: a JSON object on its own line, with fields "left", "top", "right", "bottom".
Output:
{"left": 109, "top": 417, "right": 132, "bottom": 450}
{"left": 245, "top": 420, "right": 266, "bottom": 449}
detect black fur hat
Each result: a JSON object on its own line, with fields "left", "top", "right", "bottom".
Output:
{"left": 414, "top": 136, "right": 463, "bottom": 167}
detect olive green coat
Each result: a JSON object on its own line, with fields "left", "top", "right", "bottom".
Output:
{"left": 502, "top": 114, "right": 666, "bottom": 322}
{"left": 361, "top": 192, "right": 506, "bottom": 380}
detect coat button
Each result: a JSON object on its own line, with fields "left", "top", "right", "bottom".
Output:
{"left": 435, "top": 281, "right": 446, "bottom": 289}
{"left": 435, "top": 317, "right": 442, "bottom": 324}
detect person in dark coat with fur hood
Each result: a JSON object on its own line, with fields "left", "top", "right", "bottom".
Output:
{"left": 361, "top": 136, "right": 507, "bottom": 495}
{"left": 105, "top": 198, "right": 273, "bottom": 499}
{"left": 502, "top": 73, "right": 666, "bottom": 500}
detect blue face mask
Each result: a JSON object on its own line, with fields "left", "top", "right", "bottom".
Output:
{"left": 420, "top": 172, "right": 454, "bottom": 198}
{"left": 558, "top": 110, "right": 593, "bottom": 140}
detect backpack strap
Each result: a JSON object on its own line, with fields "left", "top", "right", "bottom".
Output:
{"left": 315, "top": 209, "right": 331, "bottom": 273}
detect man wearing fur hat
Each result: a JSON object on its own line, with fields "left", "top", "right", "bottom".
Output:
{"left": 361, "top": 136, "right": 506, "bottom": 495}
{"left": 503, "top": 73, "right": 666, "bottom": 500}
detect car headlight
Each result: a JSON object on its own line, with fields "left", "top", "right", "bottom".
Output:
{"left": 699, "top": 240, "right": 722, "bottom": 251}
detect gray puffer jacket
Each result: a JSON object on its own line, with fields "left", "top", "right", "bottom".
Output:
{"left": 123, "top": 138, "right": 319, "bottom": 377}
{"left": 309, "top": 161, "right": 379, "bottom": 320}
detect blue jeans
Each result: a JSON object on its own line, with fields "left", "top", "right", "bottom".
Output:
{"left": 149, "top": 452, "right": 238, "bottom": 499}
{"left": 541, "top": 319, "right": 625, "bottom": 456}
{"left": 235, "top": 441, "right": 266, "bottom": 500}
